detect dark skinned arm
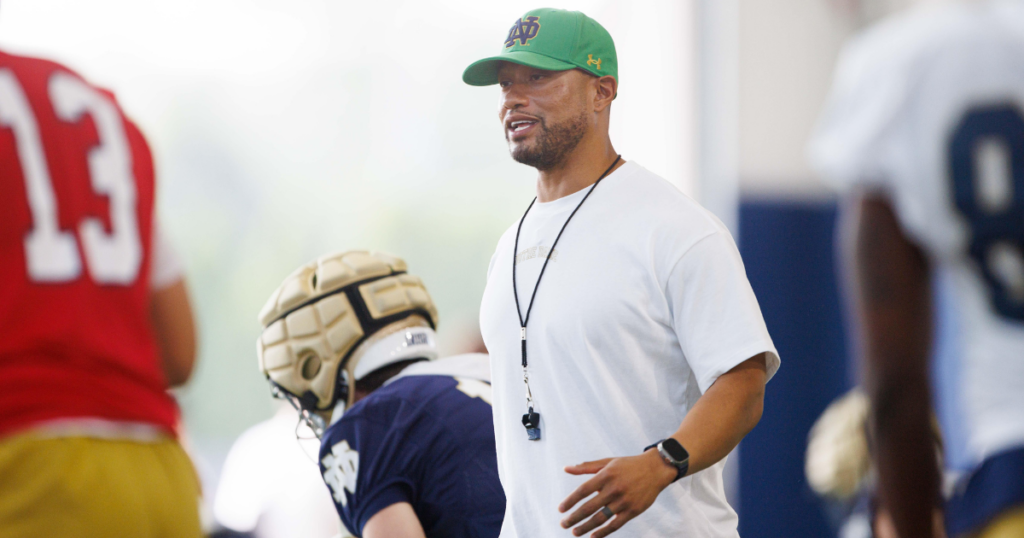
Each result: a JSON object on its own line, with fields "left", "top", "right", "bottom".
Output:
{"left": 843, "top": 193, "right": 938, "bottom": 538}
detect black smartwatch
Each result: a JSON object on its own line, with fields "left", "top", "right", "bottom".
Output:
{"left": 644, "top": 438, "right": 689, "bottom": 482}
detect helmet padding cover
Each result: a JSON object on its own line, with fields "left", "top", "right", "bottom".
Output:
{"left": 257, "top": 251, "right": 439, "bottom": 411}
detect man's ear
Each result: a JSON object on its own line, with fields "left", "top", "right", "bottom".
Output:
{"left": 593, "top": 75, "right": 617, "bottom": 113}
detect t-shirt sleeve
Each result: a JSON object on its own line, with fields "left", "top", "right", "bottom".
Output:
{"left": 806, "top": 30, "right": 913, "bottom": 193}
{"left": 668, "top": 230, "right": 780, "bottom": 394}
{"left": 150, "top": 222, "right": 185, "bottom": 291}
{"left": 319, "top": 402, "right": 421, "bottom": 536}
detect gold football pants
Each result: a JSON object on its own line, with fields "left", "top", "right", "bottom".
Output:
{"left": 0, "top": 432, "right": 202, "bottom": 538}
{"left": 974, "top": 506, "right": 1024, "bottom": 538}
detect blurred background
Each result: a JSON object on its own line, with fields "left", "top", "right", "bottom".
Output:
{"left": 0, "top": 0, "right": 962, "bottom": 536}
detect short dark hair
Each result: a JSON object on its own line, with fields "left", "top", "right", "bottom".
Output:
{"left": 354, "top": 358, "right": 427, "bottom": 394}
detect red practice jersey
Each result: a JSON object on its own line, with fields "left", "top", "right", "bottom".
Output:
{"left": 0, "top": 50, "right": 177, "bottom": 438}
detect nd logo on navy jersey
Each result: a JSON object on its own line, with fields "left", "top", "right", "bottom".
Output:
{"left": 505, "top": 16, "right": 541, "bottom": 48}
{"left": 322, "top": 440, "right": 359, "bottom": 508}
{"left": 317, "top": 365, "right": 504, "bottom": 538}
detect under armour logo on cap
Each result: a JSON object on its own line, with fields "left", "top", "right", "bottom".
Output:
{"left": 505, "top": 16, "right": 541, "bottom": 48}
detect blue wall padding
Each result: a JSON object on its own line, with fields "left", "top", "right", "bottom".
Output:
{"left": 737, "top": 199, "right": 852, "bottom": 538}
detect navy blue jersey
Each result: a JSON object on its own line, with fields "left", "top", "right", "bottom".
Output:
{"left": 318, "top": 372, "right": 504, "bottom": 538}
{"left": 946, "top": 447, "right": 1024, "bottom": 536}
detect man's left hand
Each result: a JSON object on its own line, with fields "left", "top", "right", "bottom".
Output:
{"left": 558, "top": 449, "right": 677, "bottom": 537}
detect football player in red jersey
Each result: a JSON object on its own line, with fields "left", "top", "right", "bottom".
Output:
{"left": 0, "top": 48, "right": 201, "bottom": 537}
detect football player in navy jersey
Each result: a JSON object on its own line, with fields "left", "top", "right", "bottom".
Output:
{"left": 256, "top": 250, "right": 505, "bottom": 538}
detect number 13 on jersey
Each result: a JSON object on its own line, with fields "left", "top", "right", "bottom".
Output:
{"left": 0, "top": 68, "right": 141, "bottom": 285}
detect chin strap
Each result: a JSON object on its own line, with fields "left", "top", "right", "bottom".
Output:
{"left": 329, "top": 398, "right": 347, "bottom": 427}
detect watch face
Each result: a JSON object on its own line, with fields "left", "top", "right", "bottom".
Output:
{"left": 662, "top": 438, "right": 689, "bottom": 462}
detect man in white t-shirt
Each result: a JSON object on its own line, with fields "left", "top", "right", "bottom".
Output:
{"left": 463, "top": 8, "right": 781, "bottom": 538}
{"left": 808, "top": 1, "right": 1024, "bottom": 536}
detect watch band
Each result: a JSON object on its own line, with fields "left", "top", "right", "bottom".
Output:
{"left": 644, "top": 439, "right": 689, "bottom": 482}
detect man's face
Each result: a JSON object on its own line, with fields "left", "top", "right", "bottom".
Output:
{"left": 497, "top": 62, "right": 590, "bottom": 170}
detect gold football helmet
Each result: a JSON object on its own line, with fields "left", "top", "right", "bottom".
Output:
{"left": 805, "top": 388, "right": 944, "bottom": 501}
{"left": 805, "top": 389, "right": 872, "bottom": 500}
{"left": 257, "top": 251, "right": 439, "bottom": 436}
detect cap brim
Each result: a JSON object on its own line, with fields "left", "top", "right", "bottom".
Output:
{"left": 462, "top": 50, "right": 577, "bottom": 86}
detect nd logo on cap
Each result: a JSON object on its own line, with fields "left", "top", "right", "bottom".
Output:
{"left": 463, "top": 8, "right": 618, "bottom": 89}
{"left": 505, "top": 16, "right": 541, "bottom": 48}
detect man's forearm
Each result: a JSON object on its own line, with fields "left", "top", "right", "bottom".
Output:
{"left": 558, "top": 354, "right": 769, "bottom": 537}
{"left": 669, "top": 354, "right": 767, "bottom": 476}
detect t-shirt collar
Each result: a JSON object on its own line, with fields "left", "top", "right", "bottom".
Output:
{"left": 531, "top": 160, "right": 637, "bottom": 214}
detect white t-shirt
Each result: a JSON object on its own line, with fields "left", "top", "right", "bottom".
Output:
{"left": 150, "top": 222, "right": 184, "bottom": 291}
{"left": 214, "top": 406, "right": 345, "bottom": 538}
{"left": 479, "top": 160, "right": 780, "bottom": 538}
{"left": 808, "top": 0, "right": 1024, "bottom": 462}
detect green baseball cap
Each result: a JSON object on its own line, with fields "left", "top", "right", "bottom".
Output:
{"left": 462, "top": 8, "right": 618, "bottom": 87}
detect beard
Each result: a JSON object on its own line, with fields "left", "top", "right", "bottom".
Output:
{"left": 507, "top": 110, "right": 588, "bottom": 171}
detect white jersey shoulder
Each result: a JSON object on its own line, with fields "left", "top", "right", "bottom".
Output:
{"left": 810, "top": 0, "right": 1024, "bottom": 462}
{"left": 810, "top": 0, "right": 1024, "bottom": 194}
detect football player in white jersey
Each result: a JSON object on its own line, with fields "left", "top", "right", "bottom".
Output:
{"left": 809, "top": 1, "right": 1024, "bottom": 537}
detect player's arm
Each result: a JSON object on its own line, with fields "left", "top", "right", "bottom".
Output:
{"left": 844, "top": 193, "right": 939, "bottom": 538}
{"left": 362, "top": 502, "right": 427, "bottom": 538}
{"left": 148, "top": 224, "right": 197, "bottom": 388}
{"left": 558, "top": 354, "right": 767, "bottom": 537}
{"left": 150, "top": 279, "right": 197, "bottom": 388}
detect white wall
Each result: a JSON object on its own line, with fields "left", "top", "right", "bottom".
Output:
{"left": 737, "top": 0, "right": 857, "bottom": 197}
{"left": 731, "top": 0, "right": 917, "bottom": 198}
{"left": 696, "top": 0, "right": 860, "bottom": 233}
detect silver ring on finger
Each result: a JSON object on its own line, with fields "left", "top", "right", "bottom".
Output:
{"left": 600, "top": 506, "right": 614, "bottom": 519}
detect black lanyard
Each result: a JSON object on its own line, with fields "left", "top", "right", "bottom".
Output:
{"left": 511, "top": 155, "right": 621, "bottom": 441}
